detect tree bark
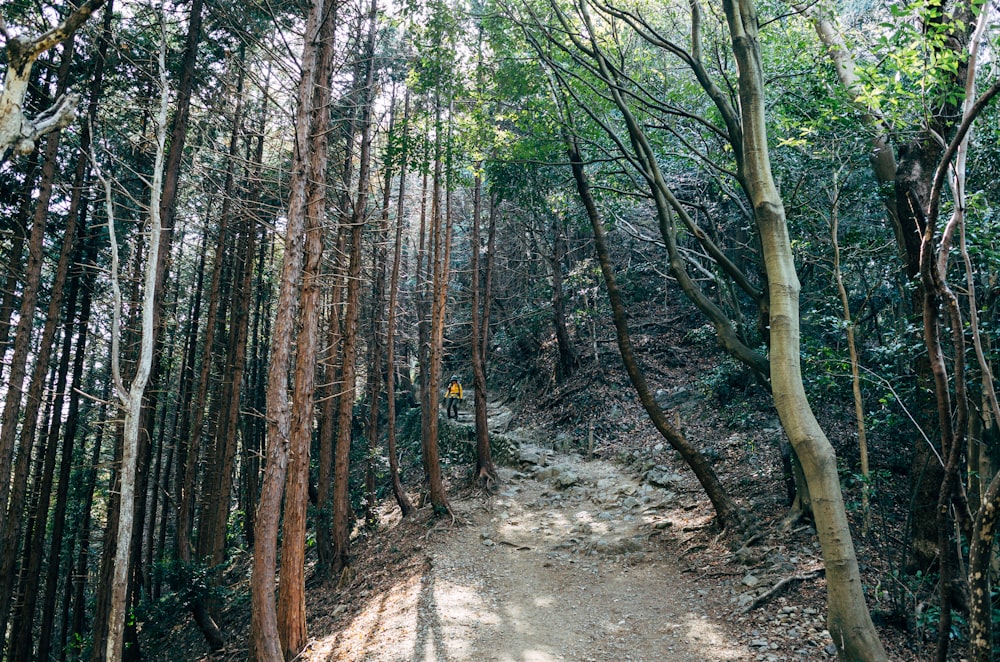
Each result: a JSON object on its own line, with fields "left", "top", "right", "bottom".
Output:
{"left": 385, "top": 90, "right": 415, "bottom": 517}
{"left": 102, "top": 25, "right": 170, "bottom": 659}
{"left": 250, "top": 0, "right": 324, "bottom": 656}
{"left": 333, "top": 0, "right": 381, "bottom": 571}
{"left": 470, "top": 169, "right": 496, "bottom": 482}
{"left": 0, "top": 37, "right": 78, "bottom": 640}
{"left": 568, "top": 140, "right": 742, "bottom": 531}
{"left": 721, "top": 0, "right": 887, "bottom": 656}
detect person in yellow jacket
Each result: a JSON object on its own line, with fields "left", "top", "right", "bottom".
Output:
{"left": 445, "top": 375, "right": 463, "bottom": 420}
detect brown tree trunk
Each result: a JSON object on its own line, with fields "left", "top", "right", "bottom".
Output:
{"left": 275, "top": 2, "right": 336, "bottom": 654}
{"left": 40, "top": 216, "right": 98, "bottom": 661}
{"left": 470, "top": 169, "right": 496, "bottom": 482}
{"left": 10, "top": 247, "right": 82, "bottom": 662}
{"left": 0, "top": 56, "right": 73, "bottom": 611}
{"left": 568, "top": 140, "right": 742, "bottom": 530}
{"left": 332, "top": 0, "right": 380, "bottom": 572}
{"left": 366, "top": 89, "right": 397, "bottom": 527}
{"left": 69, "top": 384, "right": 108, "bottom": 659}
{"left": 0, "top": 37, "right": 79, "bottom": 642}
{"left": 385, "top": 90, "right": 415, "bottom": 517}
{"left": 424, "top": 93, "right": 454, "bottom": 514}
{"left": 250, "top": 0, "right": 324, "bottom": 656}
{"left": 549, "top": 213, "right": 578, "bottom": 381}
{"left": 0, "top": 150, "right": 37, "bottom": 374}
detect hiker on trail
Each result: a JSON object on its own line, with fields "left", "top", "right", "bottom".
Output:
{"left": 445, "top": 376, "right": 463, "bottom": 420}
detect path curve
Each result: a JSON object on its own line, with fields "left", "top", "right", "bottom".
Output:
{"left": 307, "top": 423, "right": 755, "bottom": 661}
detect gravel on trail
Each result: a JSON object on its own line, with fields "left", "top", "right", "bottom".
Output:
{"left": 304, "top": 448, "right": 756, "bottom": 662}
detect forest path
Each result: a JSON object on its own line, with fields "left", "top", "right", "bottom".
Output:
{"left": 305, "top": 402, "right": 757, "bottom": 661}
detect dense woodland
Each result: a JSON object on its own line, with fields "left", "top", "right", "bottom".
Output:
{"left": 1, "top": 0, "right": 1000, "bottom": 659}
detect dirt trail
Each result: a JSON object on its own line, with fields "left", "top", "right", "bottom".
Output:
{"left": 305, "top": 405, "right": 756, "bottom": 661}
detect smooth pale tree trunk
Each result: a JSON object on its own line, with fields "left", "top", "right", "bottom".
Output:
{"left": 721, "top": 0, "right": 887, "bottom": 658}
{"left": 101, "top": 24, "right": 170, "bottom": 661}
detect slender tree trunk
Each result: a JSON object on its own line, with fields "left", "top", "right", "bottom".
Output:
{"left": 40, "top": 214, "right": 98, "bottom": 661}
{"left": 250, "top": 0, "right": 323, "bottom": 656}
{"left": 102, "top": 25, "right": 171, "bottom": 659}
{"left": 568, "top": 140, "right": 742, "bottom": 530}
{"left": 549, "top": 213, "right": 578, "bottom": 381}
{"left": 11, "top": 252, "right": 82, "bottom": 662}
{"left": 424, "top": 92, "right": 454, "bottom": 514}
{"left": 721, "top": 0, "right": 887, "bottom": 656}
{"left": 69, "top": 381, "right": 108, "bottom": 659}
{"left": 366, "top": 90, "right": 397, "bottom": 527}
{"left": 0, "top": 50, "right": 74, "bottom": 604}
{"left": 0, "top": 37, "right": 80, "bottom": 642}
{"left": 333, "top": 0, "right": 380, "bottom": 572}
{"left": 276, "top": 3, "right": 335, "bottom": 654}
{"left": 316, "top": 25, "right": 358, "bottom": 573}
{"left": 829, "top": 175, "right": 870, "bottom": 533}
{"left": 470, "top": 169, "right": 496, "bottom": 482}
{"left": 385, "top": 91, "right": 415, "bottom": 517}
{"left": 0, "top": 150, "right": 37, "bottom": 375}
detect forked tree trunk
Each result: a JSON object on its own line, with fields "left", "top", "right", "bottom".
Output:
{"left": 721, "top": 0, "right": 887, "bottom": 657}
{"left": 250, "top": 0, "right": 324, "bottom": 656}
{"left": 102, "top": 24, "right": 170, "bottom": 661}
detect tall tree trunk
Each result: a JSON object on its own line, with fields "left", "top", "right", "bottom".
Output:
{"left": 40, "top": 216, "right": 97, "bottom": 661}
{"left": 385, "top": 91, "right": 415, "bottom": 517}
{"left": 10, "top": 248, "right": 82, "bottom": 662}
{"left": 549, "top": 213, "right": 578, "bottom": 381}
{"left": 568, "top": 140, "right": 742, "bottom": 530}
{"left": 316, "top": 24, "right": 358, "bottom": 574}
{"left": 69, "top": 382, "right": 109, "bottom": 659}
{"left": 102, "top": 26, "right": 171, "bottom": 659}
{"left": 366, "top": 89, "right": 397, "bottom": 527}
{"left": 424, "top": 92, "right": 454, "bottom": 514}
{"left": 721, "top": 0, "right": 886, "bottom": 657}
{"left": 276, "top": 2, "right": 336, "bottom": 654}
{"left": 0, "top": 150, "right": 38, "bottom": 375}
{"left": 0, "top": 49, "right": 74, "bottom": 615}
{"left": 250, "top": 0, "right": 324, "bottom": 656}
{"left": 332, "top": 0, "right": 380, "bottom": 572}
{"left": 470, "top": 169, "right": 496, "bottom": 482}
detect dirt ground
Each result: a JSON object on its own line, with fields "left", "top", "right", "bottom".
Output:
{"left": 297, "top": 434, "right": 837, "bottom": 662}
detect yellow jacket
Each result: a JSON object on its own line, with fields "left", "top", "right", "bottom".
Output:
{"left": 446, "top": 382, "right": 463, "bottom": 399}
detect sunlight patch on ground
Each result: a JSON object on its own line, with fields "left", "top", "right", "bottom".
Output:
{"left": 681, "top": 613, "right": 748, "bottom": 660}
